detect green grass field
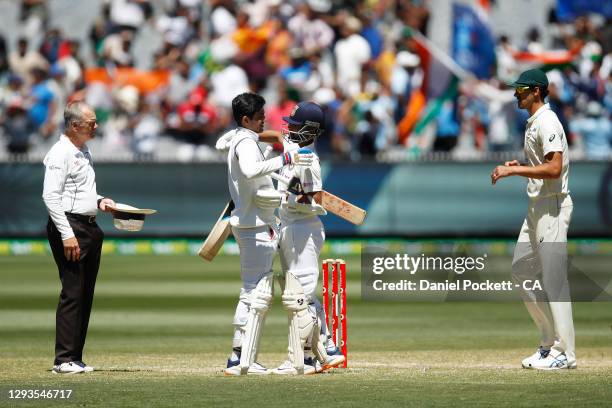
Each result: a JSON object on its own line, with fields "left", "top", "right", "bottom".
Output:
{"left": 1, "top": 254, "right": 611, "bottom": 407}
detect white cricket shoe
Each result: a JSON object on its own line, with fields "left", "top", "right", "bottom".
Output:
{"left": 521, "top": 347, "right": 551, "bottom": 369}
{"left": 224, "top": 361, "right": 270, "bottom": 376}
{"left": 52, "top": 362, "right": 86, "bottom": 374}
{"left": 76, "top": 361, "right": 94, "bottom": 372}
{"left": 531, "top": 352, "right": 577, "bottom": 370}
{"left": 271, "top": 360, "right": 316, "bottom": 375}
{"left": 316, "top": 353, "right": 346, "bottom": 373}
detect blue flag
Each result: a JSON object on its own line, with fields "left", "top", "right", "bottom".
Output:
{"left": 452, "top": 3, "right": 496, "bottom": 79}
{"left": 556, "top": 0, "right": 612, "bottom": 22}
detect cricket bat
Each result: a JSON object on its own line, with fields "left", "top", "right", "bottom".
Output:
{"left": 270, "top": 173, "right": 366, "bottom": 225}
{"left": 198, "top": 201, "right": 234, "bottom": 261}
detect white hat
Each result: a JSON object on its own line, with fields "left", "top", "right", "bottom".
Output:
{"left": 115, "top": 85, "right": 139, "bottom": 114}
{"left": 396, "top": 51, "right": 420, "bottom": 68}
{"left": 312, "top": 88, "right": 336, "bottom": 105}
{"left": 110, "top": 203, "right": 157, "bottom": 231}
{"left": 586, "top": 101, "right": 602, "bottom": 117}
{"left": 307, "top": 0, "right": 332, "bottom": 13}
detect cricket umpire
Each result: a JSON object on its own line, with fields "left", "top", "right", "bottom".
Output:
{"left": 42, "top": 101, "right": 115, "bottom": 374}
{"left": 491, "top": 69, "right": 575, "bottom": 370}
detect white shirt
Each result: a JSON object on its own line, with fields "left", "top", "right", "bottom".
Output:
{"left": 278, "top": 141, "right": 323, "bottom": 224}
{"left": 110, "top": 0, "right": 144, "bottom": 28}
{"left": 210, "top": 65, "right": 250, "bottom": 108}
{"left": 288, "top": 14, "right": 334, "bottom": 54}
{"left": 334, "top": 34, "right": 371, "bottom": 96}
{"left": 523, "top": 104, "right": 569, "bottom": 198}
{"left": 227, "top": 128, "right": 287, "bottom": 228}
{"left": 42, "top": 135, "right": 100, "bottom": 240}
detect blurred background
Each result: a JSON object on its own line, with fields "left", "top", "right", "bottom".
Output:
{"left": 0, "top": 0, "right": 610, "bottom": 241}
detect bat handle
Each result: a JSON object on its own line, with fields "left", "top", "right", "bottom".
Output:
{"left": 270, "top": 172, "right": 290, "bottom": 185}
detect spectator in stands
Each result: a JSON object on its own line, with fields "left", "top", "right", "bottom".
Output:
{"left": 209, "top": 0, "right": 237, "bottom": 37}
{"left": 265, "top": 82, "right": 296, "bottom": 132}
{"left": 109, "top": 0, "right": 150, "bottom": 34}
{"left": 334, "top": 16, "right": 371, "bottom": 97}
{"left": 570, "top": 101, "right": 611, "bottom": 159}
{"left": 288, "top": 2, "right": 335, "bottom": 57}
{"left": 102, "top": 30, "right": 135, "bottom": 67}
{"left": 19, "top": 0, "right": 49, "bottom": 43}
{"left": 433, "top": 99, "right": 460, "bottom": 152}
{"left": 27, "top": 67, "right": 56, "bottom": 139}
{"left": 0, "top": 35, "right": 8, "bottom": 77}
{"left": 1, "top": 74, "right": 33, "bottom": 154}
{"left": 9, "top": 37, "right": 48, "bottom": 85}
{"left": 89, "top": 2, "right": 113, "bottom": 65}
{"left": 39, "top": 28, "right": 71, "bottom": 65}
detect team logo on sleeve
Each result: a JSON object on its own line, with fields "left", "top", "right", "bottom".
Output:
{"left": 549, "top": 134, "right": 556, "bottom": 142}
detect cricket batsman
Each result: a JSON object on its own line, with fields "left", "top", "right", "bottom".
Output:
{"left": 266, "top": 102, "right": 346, "bottom": 374}
{"left": 491, "top": 69, "right": 576, "bottom": 370}
{"left": 217, "top": 93, "right": 314, "bottom": 375}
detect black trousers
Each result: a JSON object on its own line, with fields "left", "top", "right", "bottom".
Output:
{"left": 47, "top": 214, "right": 104, "bottom": 365}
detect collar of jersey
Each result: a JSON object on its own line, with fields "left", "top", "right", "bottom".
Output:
{"left": 527, "top": 103, "right": 550, "bottom": 125}
{"left": 237, "top": 127, "right": 259, "bottom": 140}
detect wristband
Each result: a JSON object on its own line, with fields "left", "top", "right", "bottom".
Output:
{"left": 283, "top": 152, "right": 291, "bottom": 165}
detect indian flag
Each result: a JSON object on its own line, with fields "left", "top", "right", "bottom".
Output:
{"left": 397, "top": 29, "right": 469, "bottom": 144}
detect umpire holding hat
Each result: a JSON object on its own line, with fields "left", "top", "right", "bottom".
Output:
{"left": 42, "top": 101, "right": 116, "bottom": 374}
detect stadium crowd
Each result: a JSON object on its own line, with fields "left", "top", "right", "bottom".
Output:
{"left": 0, "top": 0, "right": 610, "bottom": 161}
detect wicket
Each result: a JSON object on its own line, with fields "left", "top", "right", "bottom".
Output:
{"left": 322, "top": 259, "right": 348, "bottom": 367}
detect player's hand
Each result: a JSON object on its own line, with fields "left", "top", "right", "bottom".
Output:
{"left": 491, "top": 165, "right": 512, "bottom": 185}
{"left": 98, "top": 197, "right": 116, "bottom": 212}
{"left": 504, "top": 159, "right": 520, "bottom": 167}
{"left": 285, "top": 148, "right": 314, "bottom": 167}
{"left": 63, "top": 237, "right": 80, "bottom": 262}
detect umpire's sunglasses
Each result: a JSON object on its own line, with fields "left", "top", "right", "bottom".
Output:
{"left": 515, "top": 86, "right": 532, "bottom": 94}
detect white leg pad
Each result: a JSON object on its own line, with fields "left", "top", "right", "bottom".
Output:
{"left": 311, "top": 317, "right": 329, "bottom": 363}
{"left": 239, "top": 273, "right": 274, "bottom": 375}
{"left": 281, "top": 272, "right": 316, "bottom": 374}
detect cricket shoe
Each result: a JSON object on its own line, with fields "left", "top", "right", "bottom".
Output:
{"left": 75, "top": 361, "right": 94, "bottom": 372}
{"left": 531, "top": 352, "right": 577, "bottom": 370}
{"left": 224, "top": 359, "right": 270, "bottom": 375}
{"left": 315, "top": 353, "right": 346, "bottom": 373}
{"left": 326, "top": 346, "right": 342, "bottom": 356}
{"left": 271, "top": 359, "right": 316, "bottom": 375}
{"left": 521, "top": 347, "right": 551, "bottom": 369}
{"left": 52, "top": 362, "right": 86, "bottom": 374}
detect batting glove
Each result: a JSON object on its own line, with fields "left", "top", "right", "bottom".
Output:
{"left": 283, "top": 148, "right": 314, "bottom": 167}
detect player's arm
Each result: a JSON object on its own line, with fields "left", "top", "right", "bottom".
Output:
{"left": 235, "top": 138, "right": 312, "bottom": 180}
{"left": 491, "top": 152, "right": 562, "bottom": 185}
{"left": 258, "top": 130, "right": 283, "bottom": 144}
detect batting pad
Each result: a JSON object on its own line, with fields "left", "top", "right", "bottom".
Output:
{"left": 282, "top": 272, "right": 316, "bottom": 373}
{"left": 239, "top": 273, "right": 274, "bottom": 374}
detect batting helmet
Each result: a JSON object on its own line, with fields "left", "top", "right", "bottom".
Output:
{"left": 282, "top": 101, "right": 325, "bottom": 144}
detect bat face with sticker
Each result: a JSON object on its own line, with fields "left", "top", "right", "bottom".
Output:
{"left": 270, "top": 173, "right": 366, "bottom": 225}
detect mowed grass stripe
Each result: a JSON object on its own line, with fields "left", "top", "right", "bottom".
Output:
{"left": 0, "top": 254, "right": 611, "bottom": 407}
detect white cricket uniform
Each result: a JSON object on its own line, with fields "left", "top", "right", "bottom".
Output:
{"left": 277, "top": 141, "right": 333, "bottom": 349}
{"left": 225, "top": 127, "right": 287, "bottom": 348}
{"left": 511, "top": 104, "right": 575, "bottom": 363}
{"left": 277, "top": 141, "right": 324, "bottom": 297}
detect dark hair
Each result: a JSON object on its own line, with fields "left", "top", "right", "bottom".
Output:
{"left": 536, "top": 86, "right": 548, "bottom": 101}
{"left": 232, "top": 93, "right": 265, "bottom": 125}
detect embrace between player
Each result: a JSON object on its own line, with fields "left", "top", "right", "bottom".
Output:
{"left": 216, "top": 93, "right": 344, "bottom": 375}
